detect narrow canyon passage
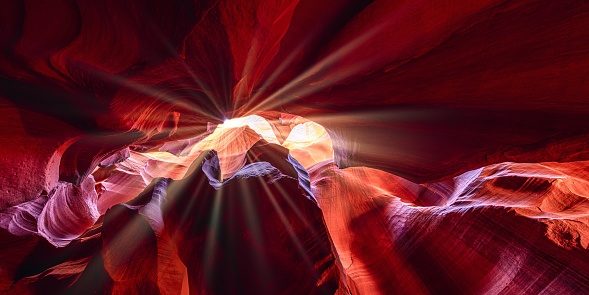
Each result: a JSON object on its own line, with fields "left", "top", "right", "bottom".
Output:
{"left": 2, "top": 0, "right": 589, "bottom": 294}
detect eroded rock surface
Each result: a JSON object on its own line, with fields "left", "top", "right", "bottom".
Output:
{"left": 3, "top": 0, "right": 589, "bottom": 294}
{"left": 1, "top": 146, "right": 347, "bottom": 294}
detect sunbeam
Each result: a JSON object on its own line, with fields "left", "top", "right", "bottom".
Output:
{"left": 256, "top": 175, "right": 314, "bottom": 270}
{"left": 4, "top": 1, "right": 589, "bottom": 294}
{"left": 245, "top": 24, "right": 385, "bottom": 114}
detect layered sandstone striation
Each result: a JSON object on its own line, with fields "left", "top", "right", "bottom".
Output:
{"left": 2, "top": 0, "right": 589, "bottom": 294}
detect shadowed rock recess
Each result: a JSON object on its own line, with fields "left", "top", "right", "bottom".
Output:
{"left": 2, "top": 0, "right": 589, "bottom": 294}
{"left": 1, "top": 145, "right": 347, "bottom": 294}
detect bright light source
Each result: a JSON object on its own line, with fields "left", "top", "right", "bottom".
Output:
{"left": 218, "top": 115, "right": 334, "bottom": 167}
{"left": 220, "top": 117, "right": 250, "bottom": 128}
{"left": 217, "top": 115, "right": 279, "bottom": 143}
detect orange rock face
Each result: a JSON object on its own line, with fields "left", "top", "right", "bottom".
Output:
{"left": 309, "top": 161, "right": 589, "bottom": 294}
{"left": 2, "top": 0, "right": 589, "bottom": 294}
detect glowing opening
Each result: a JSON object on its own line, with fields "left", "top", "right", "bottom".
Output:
{"left": 92, "top": 113, "right": 334, "bottom": 213}
{"left": 217, "top": 115, "right": 334, "bottom": 168}
{"left": 218, "top": 115, "right": 279, "bottom": 144}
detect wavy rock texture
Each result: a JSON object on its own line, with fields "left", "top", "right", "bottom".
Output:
{"left": 0, "top": 147, "right": 348, "bottom": 294}
{"left": 309, "top": 161, "right": 589, "bottom": 294}
{"left": 2, "top": 0, "right": 589, "bottom": 294}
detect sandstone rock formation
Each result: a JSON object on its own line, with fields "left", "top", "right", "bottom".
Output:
{"left": 2, "top": 0, "right": 589, "bottom": 294}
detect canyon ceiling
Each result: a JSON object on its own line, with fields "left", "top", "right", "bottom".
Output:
{"left": 2, "top": 0, "right": 589, "bottom": 294}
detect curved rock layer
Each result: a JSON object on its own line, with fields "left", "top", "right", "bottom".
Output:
{"left": 2, "top": 0, "right": 589, "bottom": 294}
{"left": 309, "top": 161, "right": 589, "bottom": 294}
{"left": 1, "top": 146, "right": 347, "bottom": 294}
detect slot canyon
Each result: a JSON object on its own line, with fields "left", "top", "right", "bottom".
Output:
{"left": 2, "top": 0, "right": 589, "bottom": 294}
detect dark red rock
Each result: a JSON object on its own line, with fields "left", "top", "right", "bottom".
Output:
{"left": 3, "top": 0, "right": 589, "bottom": 294}
{"left": 164, "top": 150, "right": 347, "bottom": 294}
